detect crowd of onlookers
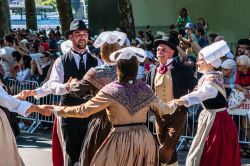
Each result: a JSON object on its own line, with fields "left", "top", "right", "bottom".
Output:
{"left": 0, "top": 7, "right": 250, "bottom": 157}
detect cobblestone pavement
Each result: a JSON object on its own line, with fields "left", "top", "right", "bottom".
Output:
{"left": 17, "top": 131, "right": 250, "bottom": 166}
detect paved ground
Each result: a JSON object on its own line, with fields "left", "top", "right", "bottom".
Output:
{"left": 17, "top": 131, "right": 250, "bottom": 166}
{"left": 17, "top": 131, "right": 52, "bottom": 166}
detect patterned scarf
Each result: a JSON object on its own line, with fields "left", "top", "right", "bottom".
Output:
{"left": 84, "top": 64, "right": 117, "bottom": 90}
{"left": 101, "top": 80, "right": 156, "bottom": 115}
{"left": 199, "top": 71, "right": 225, "bottom": 91}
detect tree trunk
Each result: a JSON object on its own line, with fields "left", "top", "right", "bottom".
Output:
{"left": 56, "top": 0, "right": 73, "bottom": 35}
{"left": 117, "top": 0, "right": 135, "bottom": 39}
{"left": 25, "top": 0, "right": 37, "bottom": 31}
{"left": 0, "top": 0, "right": 10, "bottom": 38}
{"left": 89, "top": 0, "right": 135, "bottom": 39}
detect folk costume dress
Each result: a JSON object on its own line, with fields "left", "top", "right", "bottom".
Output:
{"left": 70, "top": 64, "right": 117, "bottom": 166}
{"left": 0, "top": 85, "right": 32, "bottom": 166}
{"left": 56, "top": 80, "right": 176, "bottom": 166}
{"left": 181, "top": 71, "right": 240, "bottom": 166}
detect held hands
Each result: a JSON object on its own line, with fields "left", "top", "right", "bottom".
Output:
{"left": 174, "top": 98, "right": 188, "bottom": 107}
{"left": 66, "top": 77, "right": 79, "bottom": 92}
{"left": 27, "top": 105, "right": 54, "bottom": 116}
{"left": 17, "top": 90, "right": 36, "bottom": 100}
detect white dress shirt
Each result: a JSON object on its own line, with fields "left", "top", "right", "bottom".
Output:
{"left": 0, "top": 84, "right": 32, "bottom": 117}
{"left": 35, "top": 50, "right": 103, "bottom": 99}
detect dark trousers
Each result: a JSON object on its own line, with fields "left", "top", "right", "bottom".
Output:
{"left": 61, "top": 118, "right": 88, "bottom": 166}
{"left": 155, "top": 107, "right": 187, "bottom": 164}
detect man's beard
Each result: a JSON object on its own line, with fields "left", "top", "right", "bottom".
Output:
{"left": 76, "top": 40, "right": 87, "bottom": 49}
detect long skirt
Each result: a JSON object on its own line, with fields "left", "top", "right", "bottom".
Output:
{"left": 0, "top": 110, "right": 23, "bottom": 166}
{"left": 90, "top": 125, "right": 158, "bottom": 166}
{"left": 186, "top": 110, "right": 240, "bottom": 166}
{"left": 52, "top": 117, "right": 64, "bottom": 166}
{"left": 78, "top": 111, "right": 112, "bottom": 166}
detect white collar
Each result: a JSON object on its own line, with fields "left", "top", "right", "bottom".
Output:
{"left": 160, "top": 58, "right": 174, "bottom": 66}
{"left": 167, "top": 58, "right": 173, "bottom": 65}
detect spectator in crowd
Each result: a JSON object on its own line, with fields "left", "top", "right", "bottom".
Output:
{"left": 178, "top": 23, "right": 198, "bottom": 46}
{"left": 245, "top": 46, "right": 250, "bottom": 58}
{"left": 31, "top": 51, "right": 51, "bottom": 83}
{"left": 235, "top": 55, "right": 250, "bottom": 96}
{"left": 235, "top": 39, "right": 250, "bottom": 59}
{"left": 43, "top": 53, "right": 59, "bottom": 83}
{"left": 208, "top": 33, "right": 218, "bottom": 43}
{"left": 177, "top": 40, "right": 197, "bottom": 72}
{"left": 221, "top": 59, "right": 237, "bottom": 97}
{"left": 235, "top": 55, "right": 250, "bottom": 157}
{"left": 0, "top": 34, "right": 16, "bottom": 80}
{"left": 137, "top": 30, "right": 145, "bottom": 42}
{"left": 144, "top": 30, "right": 154, "bottom": 51}
{"left": 10, "top": 51, "right": 22, "bottom": 78}
{"left": 194, "top": 27, "right": 208, "bottom": 48}
{"left": 16, "top": 56, "right": 31, "bottom": 82}
{"left": 197, "top": 17, "right": 208, "bottom": 32}
{"left": 39, "top": 35, "right": 50, "bottom": 51}
{"left": 48, "top": 31, "right": 58, "bottom": 53}
{"left": 176, "top": 8, "right": 191, "bottom": 36}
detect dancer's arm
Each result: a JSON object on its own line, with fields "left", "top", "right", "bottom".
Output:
{"left": 150, "top": 97, "right": 177, "bottom": 116}
{"left": 0, "top": 86, "right": 52, "bottom": 116}
{"left": 176, "top": 83, "right": 218, "bottom": 107}
{"left": 53, "top": 91, "right": 110, "bottom": 118}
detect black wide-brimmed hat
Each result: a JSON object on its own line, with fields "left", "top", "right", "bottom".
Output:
{"left": 237, "top": 39, "right": 250, "bottom": 46}
{"left": 65, "top": 19, "right": 88, "bottom": 37}
{"left": 154, "top": 34, "right": 179, "bottom": 55}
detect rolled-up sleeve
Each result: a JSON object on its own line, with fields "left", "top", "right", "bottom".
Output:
{"left": 0, "top": 86, "right": 32, "bottom": 117}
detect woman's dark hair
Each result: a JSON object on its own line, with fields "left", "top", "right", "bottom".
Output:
{"left": 12, "top": 51, "right": 22, "bottom": 62}
{"left": 196, "top": 27, "right": 205, "bottom": 36}
{"left": 39, "top": 35, "right": 47, "bottom": 42}
{"left": 198, "top": 17, "right": 206, "bottom": 26}
{"left": 22, "top": 56, "right": 32, "bottom": 69}
{"left": 4, "top": 34, "right": 15, "bottom": 45}
{"left": 117, "top": 56, "right": 138, "bottom": 83}
{"left": 180, "top": 8, "right": 188, "bottom": 17}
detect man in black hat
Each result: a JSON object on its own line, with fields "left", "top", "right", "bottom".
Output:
{"left": 57, "top": 20, "right": 102, "bottom": 166}
{"left": 21, "top": 20, "right": 102, "bottom": 166}
{"left": 146, "top": 34, "right": 197, "bottom": 166}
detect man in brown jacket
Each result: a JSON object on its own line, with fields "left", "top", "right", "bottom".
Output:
{"left": 146, "top": 34, "right": 197, "bottom": 166}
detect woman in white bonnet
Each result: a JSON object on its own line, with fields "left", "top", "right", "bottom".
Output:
{"left": 175, "top": 40, "right": 240, "bottom": 166}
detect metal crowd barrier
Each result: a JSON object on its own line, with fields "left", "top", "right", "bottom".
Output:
{"left": 8, "top": 79, "right": 40, "bottom": 133}
{"left": 7, "top": 79, "right": 60, "bottom": 133}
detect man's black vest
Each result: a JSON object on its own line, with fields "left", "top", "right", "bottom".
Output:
{"left": 60, "top": 51, "right": 98, "bottom": 125}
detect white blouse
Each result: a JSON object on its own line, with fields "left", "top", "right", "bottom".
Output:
{"left": 181, "top": 83, "right": 218, "bottom": 107}
{"left": 0, "top": 85, "right": 32, "bottom": 117}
